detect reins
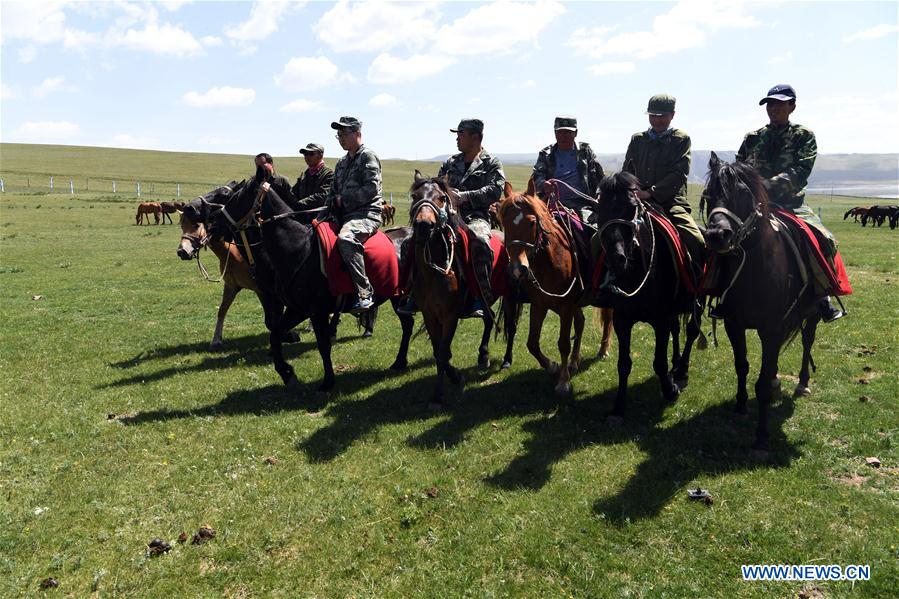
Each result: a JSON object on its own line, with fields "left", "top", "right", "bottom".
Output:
{"left": 409, "top": 195, "right": 456, "bottom": 275}
{"left": 596, "top": 190, "right": 657, "bottom": 298}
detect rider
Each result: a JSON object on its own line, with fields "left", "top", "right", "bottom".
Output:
{"left": 623, "top": 94, "right": 705, "bottom": 275}
{"left": 532, "top": 115, "right": 604, "bottom": 225}
{"left": 734, "top": 84, "right": 843, "bottom": 322}
{"left": 397, "top": 119, "right": 505, "bottom": 318}
{"left": 321, "top": 116, "right": 383, "bottom": 315}
{"left": 250, "top": 153, "right": 295, "bottom": 205}
{"left": 290, "top": 142, "right": 333, "bottom": 223}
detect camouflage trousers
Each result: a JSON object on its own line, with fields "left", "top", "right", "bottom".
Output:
{"left": 336, "top": 217, "right": 379, "bottom": 299}
{"left": 465, "top": 218, "right": 494, "bottom": 305}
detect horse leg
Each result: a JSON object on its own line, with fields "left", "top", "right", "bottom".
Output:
{"left": 570, "top": 307, "right": 585, "bottom": 372}
{"left": 526, "top": 303, "right": 557, "bottom": 374}
{"left": 598, "top": 307, "right": 614, "bottom": 359}
{"left": 610, "top": 315, "right": 632, "bottom": 419}
{"left": 671, "top": 310, "right": 701, "bottom": 389}
{"left": 653, "top": 321, "right": 679, "bottom": 403}
{"left": 443, "top": 316, "right": 464, "bottom": 386}
{"left": 264, "top": 301, "right": 297, "bottom": 387}
{"left": 423, "top": 314, "right": 446, "bottom": 409}
{"left": 362, "top": 304, "right": 377, "bottom": 338}
{"left": 500, "top": 296, "right": 517, "bottom": 369}
{"left": 554, "top": 307, "right": 574, "bottom": 397}
{"left": 477, "top": 313, "right": 491, "bottom": 371}
{"left": 311, "top": 311, "right": 335, "bottom": 393}
{"left": 389, "top": 300, "right": 413, "bottom": 370}
{"left": 329, "top": 312, "right": 340, "bottom": 344}
{"left": 670, "top": 316, "right": 682, "bottom": 371}
{"left": 211, "top": 284, "right": 240, "bottom": 350}
{"left": 724, "top": 319, "right": 750, "bottom": 414}
{"left": 794, "top": 317, "right": 819, "bottom": 397}
{"left": 753, "top": 330, "right": 781, "bottom": 451}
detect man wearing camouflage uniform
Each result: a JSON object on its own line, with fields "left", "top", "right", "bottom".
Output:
{"left": 323, "top": 116, "right": 382, "bottom": 315}
{"left": 735, "top": 84, "right": 843, "bottom": 321}
{"left": 290, "top": 142, "right": 333, "bottom": 224}
{"left": 624, "top": 94, "right": 705, "bottom": 270}
{"left": 532, "top": 115, "right": 604, "bottom": 225}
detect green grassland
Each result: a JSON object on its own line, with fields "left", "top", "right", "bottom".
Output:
{"left": 0, "top": 144, "right": 896, "bottom": 597}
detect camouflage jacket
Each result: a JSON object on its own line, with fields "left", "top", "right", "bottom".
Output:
{"left": 438, "top": 148, "right": 505, "bottom": 223}
{"left": 736, "top": 122, "right": 816, "bottom": 209}
{"left": 532, "top": 142, "right": 604, "bottom": 201}
{"left": 326, "top": 144, "right": 383, "bottom": 223}
{"left": 623, "top": 128, "right": 691, "bottom": 210}
{"left": 291, "top": 165, "right": 333, "bottom": 212}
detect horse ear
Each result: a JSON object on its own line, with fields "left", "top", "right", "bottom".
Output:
{"left": 709, "top": 151, "right": 720, "bottom": 169}
{"left": 504, "top": 181, "right": 514, "bottom": 199}
{"left": 414, "top": 169, "right": 424, "bottom": 182}
{"left": 526, "top": 178, "right": 536, "bottom": 197}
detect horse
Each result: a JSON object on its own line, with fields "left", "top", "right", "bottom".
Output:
{"left": 593, "top": 172, "right": 703, "bottom": 418}
{"left": 842, "top": 206, "right": 869, "bottom": 222}
{"left": 209, "top": 179, "right": 414, "bottom": 392}
{"left": 381, "top": 204, "right": 396, "bottom": 227}
{"left": 160, "top": 201, "right": 185, "bottom": 224}
{"left": 135, "top": 202, "right": 161, "bottom": 225}
{"left": 408, "top": 171, "right": 518, "bottom": 407}
{"left": 499, "top": 179, "right": 613, "bottom": 397}
{"left": 704, "top": 152, "right": 822, "bottom": 451}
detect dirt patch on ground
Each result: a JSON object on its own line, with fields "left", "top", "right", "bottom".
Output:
{"left": 831, "top": 473, "right": 868, "bottom": 488}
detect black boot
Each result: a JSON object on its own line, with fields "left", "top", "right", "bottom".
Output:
{"left": 818, "top": 296, "right": 844, "bottom": 323}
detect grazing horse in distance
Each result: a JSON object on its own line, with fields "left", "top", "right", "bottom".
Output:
{"left": 704, "top": 153, "right": 822, "bottom": 451}
{"left": 843, "top": 206, "right": 869, "bottom": 222}
{"left": 594, "top": 171, "right": 703, "bottom": 418}
{"left": 160, "top": 201, "right": 186, "bottom": 224}
{"left": 499, "top": 179, "right": 605, "bottom": 397}
{"left": 135, "top": 202, "right": 161, "bottom": 225}
{"left": 381, "top": 203, "right": 397, "bottom": 227}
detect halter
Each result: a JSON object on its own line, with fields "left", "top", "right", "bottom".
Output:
{"left": 409, "top": 191, "right": 456, "bottom": 275}
{"left": 596, "top": 188, "right": 657, "bottom": 297}
{"left": 706, "top": 204, "right": 763, "bottom": 254}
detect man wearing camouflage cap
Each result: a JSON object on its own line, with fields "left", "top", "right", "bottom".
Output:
{"left": 735, "top": 84, "right": 843, "bottom": 321}
{"left": 290, "top": 143, "right": 333, "bottom": 224}
{"left": 624, "top": 94, "right": 705, "bottom": 271}
{"left": 323, "top": 117, "right": 383, "bottom": 315}
{"left": 532, "top": 115, "right": 605, "bottom": 225}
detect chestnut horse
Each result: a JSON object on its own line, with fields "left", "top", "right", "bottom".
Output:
{"left": 135, "top": 202, "right": 161, "bottom": 225}
{"left": 409, "top": 171, "right": 517, "bottom": 407}
{"left": 704, "top": 153, "right": 821, "bottom": 451}
{"left": 498, "top": 179, "right": 613, "bottom": 397}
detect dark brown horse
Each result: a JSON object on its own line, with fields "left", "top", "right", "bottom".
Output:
{"left": 409, "top": 171, "right": 517, "bottom": 407}
{"left": 499, "top": 180, "right": 613, "bottom": 397}
{"left": 704, "top": 153, "right": 820, "bottom": 451}
{"left": 160, "top": 201, "right": 186, "bottom": 224}
{"left": 594, "top": 172, "right": 703, "bottom": 418}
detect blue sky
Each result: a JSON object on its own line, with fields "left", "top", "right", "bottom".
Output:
{"left": 1, "top": 1, "right": 897, "bottom": 160}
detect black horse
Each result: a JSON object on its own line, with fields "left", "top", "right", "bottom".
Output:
{"left": 704, "top": 153, "right": 820, "bottom": 451}
{"left": 594, "top": 171, "right": 703, "bottom": 418}
{"left": 209, "top": 179, "right": 414, "bottom": 392}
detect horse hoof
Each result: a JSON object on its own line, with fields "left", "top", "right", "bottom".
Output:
{"left": 597, "top": 350, "right": 610, "bottom": 360}
{"left": 317, "top": 380, "right": 335, "bottom": 394}
{"left": 284, "top": 331, "right": 301, "bottom": 344}
{"left": 478, "top": 358, "right": 490, "bottom": 372}
{"left": 554, "top": 381, "right": 572, "bottom": 396}
{"left": 362, "top": 330, "right": 373, "bottom": 339}
{"left": 389, "top": 359, "right": 408, "bottom": 371}
{"left": 546, "top": 361, "right": 560, "bottom": 376}
{"left": 793, "top": 384, "right": 811, "bottom": 397}
{"left": 209, "top": 341, "right": 224, "bottom": 352}
{"left": 329, "top": 336, "right": 337, "bottom": 345}
{"left": 771, "top": 376, "right": 781, "bottom": 390}
{"left": 285, "top": 375, "right": 299, "bottom": 389}
{"left": 569, "top": 360, "right": 580, "bottom": 373}
{"left": 501, "top": 360, "right": 512, "bottom": 370}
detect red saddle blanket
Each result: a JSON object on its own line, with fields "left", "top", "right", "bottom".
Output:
{"left": 456, "top": 227, "right": 509, "bottom": 299}
{"left": 590, "top": 210, "right": 701, "bottom": 294}
{"left": 773, "top": 208, "right": 852, "bottom": 296}
{"left": 314, "top": 221, "right": 400, "bottom": 297}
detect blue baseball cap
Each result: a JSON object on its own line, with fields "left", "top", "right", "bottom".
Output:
{"left": 759, "top": 84, "right": 796, "bottom": 105}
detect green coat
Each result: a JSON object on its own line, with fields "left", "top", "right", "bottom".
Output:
{"left": 623, "top": 128, "right": 691, "bottom": 210}
{"left": 438, "top": 149, "right": 505, "bottom": 223}
{"left": 735, "top": 122, "right": 816, "bottom": 210}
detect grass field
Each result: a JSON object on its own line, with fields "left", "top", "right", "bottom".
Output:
{"left": 1, "top": 144, "right": 897, "bottom": 597}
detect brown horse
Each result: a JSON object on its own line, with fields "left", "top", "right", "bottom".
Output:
{"left": 499, "top": 179, "right": 613, "bottom": 397}
{"left": 409, "top": 171, "right": 517, "bottom": 408}
{"left": 135, "top": 202, "right": 161, "bottom": 225}
{"left": 160, "top": 201, "right": 186, "bottom": 224}
{"left": 381, "top": 203, "right": 396, "bottom": 227}
{"left": 704, "top": 153, "right": 821, "bottom": 451}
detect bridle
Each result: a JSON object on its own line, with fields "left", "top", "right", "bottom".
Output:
{"left": 596, "top": 187, "right": 657, "bottom": 297}
{"left": 505, "top": 200, "right": 581, "bottom": 298}
{"left": 705, "top": 183, "right": 764, "bottom": 255}
{"left": 409, "top": 186, "right": 456, "bottom": 275}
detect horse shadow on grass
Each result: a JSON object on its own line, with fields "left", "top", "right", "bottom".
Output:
{"left": 483, "top": 379, "right": 800, "bottom": 522}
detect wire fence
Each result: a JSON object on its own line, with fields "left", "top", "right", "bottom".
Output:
{"left": 0, "top": 172, "right": 239, "bottom": 201}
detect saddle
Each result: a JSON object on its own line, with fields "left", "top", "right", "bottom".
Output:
{"left": 771, "top": 208, "right": 852, "bottom": 296}
{"left": 313, "top": 220, "right": 400, "bottom": 297}
{"left": 455, "top": 227, "right": 509, "bottom": 299}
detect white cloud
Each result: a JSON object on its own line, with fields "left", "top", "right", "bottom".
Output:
{"left": 18, "top": 46, "right": 37, "bottom": 63}
{"left": 0, "top": 1, "right": 71, "bottom": 44}
{"left": 33, "top": 76, "right": 78, "bottom": 98}
{"left": 275, "top": 56, "right": 349, "bottom": 91}
{"left": 314, "top": 0, "right": 439, "bottom": 53}
{"left": 569, "top": 0, "right": 759, "bottom": 60}
{"left": 768, "top": 51, "right": 793, "bottom": 64}
{"left": 433, "top": 0, "right": 566, "bottom": 56}
{"left": 843, "top": 24, "right": 899, "bottom": 43}
{"left": 225, "top": 1, "right": 299, "bottom": 43}
{"left": 280, "top": 99, "right": 324, "bottom": 112}
{"left": 524, "top": 80, "right": 536, "bottom": 88}
{"left": 589, "top": 62, "right": 635, "bottom": 76}
{"left": 367, "top": 53, "right": 456, "bottom": 84}
{"left": 369, "top": 93, "right": 397, "bottom": 107}
{"left": 13, "top": 121, "right": 81, "bottom": 140}
{"left": 201, "top": 35, "right": 223, "bottom": 47}
{"left": 111, "top": 22, "right": 204, "bottom": 56}
{"left": 802, "top": 92, "right": 899, "bottom": 153}
{"left": 182, "top": 86, "right": 256, "bottom": 108}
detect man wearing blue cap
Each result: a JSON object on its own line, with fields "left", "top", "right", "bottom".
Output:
{"left": 736, "top": 84, "right": 843, "bottom": 322}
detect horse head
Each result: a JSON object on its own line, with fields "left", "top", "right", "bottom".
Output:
{"left": 595, "top": 171, "right": 644, "bottom": 276}
{"left": 409, "top": 170, "right": 458, "bottom": 245}
{"left": 498, "top": 178, "right": 551, "bottom": 282}
{"left": 704, "top": 152, "right": 768, "bottom": 254}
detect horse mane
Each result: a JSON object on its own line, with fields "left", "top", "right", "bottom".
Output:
{"left": 497, "top": 186, "right": 552, "bottom": 225}
{"left": 598, "top": 171, "right": 642, "bottom": 202}
{"left": 705, "top": 159, "right": 770, "bottom": 219}
{"left": 410, "top": 176, "right": 464, "bottom": 230}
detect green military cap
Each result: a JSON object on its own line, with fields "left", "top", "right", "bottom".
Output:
{"left": 450, "top": 118, "right": 484, "bottom": 134}
{"left": 299, "top": 142, "right": 324, "bottom": 155}
{"left": 554, "top": 116, "right": 578, "bottom": 131}
{"left": 331, "top": 116, "right": 362, "bottom": 131}
{"left": 646, "top": 94, "right": 676, "bottom": 115}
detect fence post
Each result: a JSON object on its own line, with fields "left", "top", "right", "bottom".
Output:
{"left": 113, "top": 180, "right": 117, "bottom": 193}
{"left": 176, "top": 183, "right": 181, "bottom": 197}
{"left": 389, "top": 192, "right": 393, "bottom": 206}
{"left": 818, "top": 207, "right": 822, "bottom": 220}
{"left": 50, "top": 176, "right": 54, "bottom": 190}
{"left": 137, "top": 182, "right": 141, "bottom": 197}
{"left": 0, "top": 179, "right": 4, "bottom": 193}
{"left": 70, "top": 178, "right": 74, "bottom": 195}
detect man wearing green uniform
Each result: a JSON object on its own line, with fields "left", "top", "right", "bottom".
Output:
{"left": 250, "top": 152, "right": 295, "bottom": 205}
{"left": 323, "top": 116, "right": 383, "bottom": 315}
{"left": 735, "top": 84, "right": 843, "bottom": 321}
{"left": 624, "top": 94, "right": 705, "bottom": 272}
{"left": 290, "top": 142, "right": 333, "bottom": 223}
